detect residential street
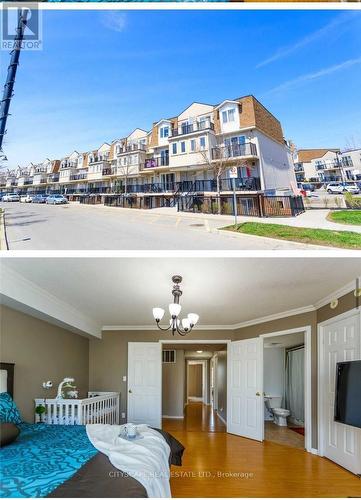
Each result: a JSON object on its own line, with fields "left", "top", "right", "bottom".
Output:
{"left": 0, "top": 202, "right": 335, "bottom": 251}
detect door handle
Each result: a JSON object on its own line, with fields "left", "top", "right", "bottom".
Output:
{"left": 128, "top": 389, "right": 132, "bottom": 394}
{"left": 256, "top": 392, "right": 261, "bottom": 396}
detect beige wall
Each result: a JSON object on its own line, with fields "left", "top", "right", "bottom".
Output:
{"left": 188, "top": 364, "right": 203, "bottom": 398}
{"left": 89, "top": 330, "right": 231, "bottom": 422}
{"left": 162, "top": 349, "right": 185, "bottom": 417}
{"left": 317, "top": 291, "right": 357, "bottom": 324}
{"left": 216, "top": 351, "right": 227, "bottom": 422}
{"left": 0, "top": 305, "right": 89, "bottom": 422}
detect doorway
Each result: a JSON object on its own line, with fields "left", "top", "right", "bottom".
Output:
{"left": 161, "top": 341, "right": 228, "bottom": 433}
{"left": 260, "top": 327, "right": 312, "bottom": 452}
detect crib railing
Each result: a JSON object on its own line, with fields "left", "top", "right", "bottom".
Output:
{"left": 34, "top": 392, "right": 120, "bottom": 425}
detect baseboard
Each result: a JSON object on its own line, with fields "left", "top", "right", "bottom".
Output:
{"left": 216, "top": 411, "right": 227, "bottom": 426}
{"left": 310, "top": 448, "right": 319, "bottom": 455}
{"left": 162, "top": 415, "right": 184, "bottom": 419}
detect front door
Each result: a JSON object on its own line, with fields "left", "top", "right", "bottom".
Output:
{"left": 227, "top": 338, "right": 263, "bottom": 441}
{"left": 320, "top": 310, "right": 361, "bottom": 474}
{"left": 127, "top": 342, "right": 162, "bottom": 428}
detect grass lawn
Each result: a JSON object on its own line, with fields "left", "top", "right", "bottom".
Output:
{"left": 327, "top": 210, "right": 361, "bottom": 226}
{"left": 222, "top": 222, "right": 361, "bottom": 249}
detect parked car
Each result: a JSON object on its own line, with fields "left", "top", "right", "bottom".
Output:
{"left": 46, "top": 194, "right": 68, "bottom": 205}
{"left": 301, "top": 183, "right": 316, "bottom": 192}
{"left": 32, "top": 194, "right": 48, "bottom": 204}
{"left": 341, "top": 183, "right": 359, "bottom": 195}
{"left": 326, "top": 183, "right": 344, "bottom": 194}
{"left": 2, "top": 193, "right": 20, "bottom": 202}
{"left": 20, "top": 194, "right": 35, "bottom": 203}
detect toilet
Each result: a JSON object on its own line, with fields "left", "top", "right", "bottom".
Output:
{"left": 264, "top": 396, "right": 290, "bottom": 426}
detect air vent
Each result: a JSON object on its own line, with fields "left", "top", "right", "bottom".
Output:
{"left": 162, "top": 350, "right": 176, "bottom": 363}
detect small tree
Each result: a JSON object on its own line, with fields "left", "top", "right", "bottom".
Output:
{"left": 198, "top": 142, "right": 244, "bottom": 215}
{"left": 114, "top": 157, "right": 133, "bottom": 195}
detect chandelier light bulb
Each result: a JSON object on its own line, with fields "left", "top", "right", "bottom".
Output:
{"left": 169, "top": 303, "right": 181, "bottom": 317}
{"left": 152, "top": 308, "right": 165, "bottom": 321}
{"left": 182, "top": 318, "right": 190, "bottom": 331}
{"left": 188, "top": 313, "right": 199, "bottom": 326}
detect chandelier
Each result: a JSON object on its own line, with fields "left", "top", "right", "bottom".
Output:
{"left": 152, "top": 275, "right": 199, "bottom": 336}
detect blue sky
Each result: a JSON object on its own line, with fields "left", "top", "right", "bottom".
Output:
{"left": 1, "top": 9, "right": 361, "bottom": 167}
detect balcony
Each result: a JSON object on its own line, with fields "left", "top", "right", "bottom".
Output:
{"left": 88, "top": 157, "right": 110, "bottom": 165}
{"left": 211, "top": 143, "right": 258, "bottom": 160}
{"left": 315, "top": 161, "right": 340, "bottom": 171}
{"left": 24, "top": 179, "right": 33, "bottom": 185}
{"left": 143, "top": 156, "right": 169, "bottom": 169}
{"left": 70, "top": 173, "right": 88, "bottom": 181}
{"left": 294, "top": 165, "right": 304, "bottom": 173}
{"left": 48, "top": 174, "right": 60, "bottom": 183}
{"left": 170, "top": 121, "right": 215, "bottom": 137}
{"left": 118, "top": 177, "right": 261, "bottom": 195}
{"left": 116, "top": 144, "right": 146, "bottom": 155}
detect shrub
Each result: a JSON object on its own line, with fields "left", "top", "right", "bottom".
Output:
{"left": 344, "top": 192, "right": 361, "bottom": 209}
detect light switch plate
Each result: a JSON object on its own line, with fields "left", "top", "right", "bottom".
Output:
{"left": 123, "top": 376, "right": 127, "bottom": 382}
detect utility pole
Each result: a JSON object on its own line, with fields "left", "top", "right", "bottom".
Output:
{"left": 0, "top": 8, "right": 28, "bottom": 153}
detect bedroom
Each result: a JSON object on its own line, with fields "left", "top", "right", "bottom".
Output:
{"left": 0, "top": 256, "right": 361, "bottom": 498}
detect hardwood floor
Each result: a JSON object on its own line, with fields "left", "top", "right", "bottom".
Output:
{"left": 163, "top": 403, "right": 361, "bottom": 497}
{"left": 264, "top": 421, "right": 304, "bottom": 450}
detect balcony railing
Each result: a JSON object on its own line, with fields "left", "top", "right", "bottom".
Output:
{"left": 171, "top": 121, "right": 215, "bottom": 137}
{"left": 88, "top": 157, "right": 110, "bottom": 165}
{"left": 143, "top": 156, "right": 170, "bottom": 169}
{"left": 211, "top": 143, "right": 257, "bottom": 160}
{"left": 315, "top": 161, "right": 341, "bottom": 170}
{"left": 48, "top": 174, "right": 60, "bottom": 182}
{"left": 116, "top": 144, "right": 146, "bottom": 154}
{"left": 70, "top": 173, "right": 88, "bottom": 181}
{"left": 117, "top": 177, "right": 261, "bottom": 194}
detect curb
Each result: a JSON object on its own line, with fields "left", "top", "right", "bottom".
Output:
{"left": 0, "top": 211, "right": 9, "bottom": 251}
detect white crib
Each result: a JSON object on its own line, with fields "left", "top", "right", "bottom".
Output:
{"left": 34, "top": 391, "right": 120, "bottom": 425}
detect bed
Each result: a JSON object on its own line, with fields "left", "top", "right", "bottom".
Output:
{"left": 0, "top": 363, "right": 184, "bottom": 498}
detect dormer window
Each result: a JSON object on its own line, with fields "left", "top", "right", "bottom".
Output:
{"left": 222, "top": 108, "right": 235, "bottom": 123}
{"left": 160, "top": 126, "right": 169, "bottom": 139}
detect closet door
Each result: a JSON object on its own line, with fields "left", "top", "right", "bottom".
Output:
{"left": 319, "top": 310, "right": 361, "bottom": 475}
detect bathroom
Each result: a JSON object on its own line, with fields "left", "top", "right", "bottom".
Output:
{"left": 263, "top": 332, "right": 305, "bottom": 450}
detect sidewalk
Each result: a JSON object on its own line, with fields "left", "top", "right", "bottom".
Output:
{"left": 135, "top": 206, "right": 361, "bottom": 234}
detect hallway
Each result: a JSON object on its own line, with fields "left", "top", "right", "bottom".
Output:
{"left": 163, "top": 402, "right": 226, "bottom": 433}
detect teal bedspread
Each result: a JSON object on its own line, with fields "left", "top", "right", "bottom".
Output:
{"left": 0, "top": 423, "right": 97, "bottom": 498}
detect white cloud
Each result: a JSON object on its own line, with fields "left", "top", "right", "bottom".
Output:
{"left": 256, "top": 12, "right": 358, "bottom": 69}
{"left": 100, "top": 12, "right": 127, "bottom": 33}
{"left": 264, "top": 56, "right": 361, "bottom": 95}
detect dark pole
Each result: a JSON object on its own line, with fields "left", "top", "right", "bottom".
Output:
{"left": 0, "top": 8, "right": 28, "bottom": 152}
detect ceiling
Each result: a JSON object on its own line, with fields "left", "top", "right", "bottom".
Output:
{"left": 1, "top": 257, "right": 359, "bottom": 335}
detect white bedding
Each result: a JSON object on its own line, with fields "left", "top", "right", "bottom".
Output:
{"left": 86, "top": 423, "right": 171, "bottom": 498}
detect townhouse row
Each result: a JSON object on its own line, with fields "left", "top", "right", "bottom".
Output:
{"left": 293, "top": 148, "right": 361, "bottom": 184}
{"left": 1, "top": 95, "right": 297, "bottom": 205}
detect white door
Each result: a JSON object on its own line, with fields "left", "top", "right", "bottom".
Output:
{"left": 227, "top": 338, "right": 263, "bottom": 441}
{"left": 127, "top": 342, "right": 162, "bottom": 428}
{"left": 320, "top": 310, "right": 361, "bottom": 475}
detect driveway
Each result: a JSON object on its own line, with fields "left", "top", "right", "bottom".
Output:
{"left": 0, "top": 202, "right": 335, "bottom": 251}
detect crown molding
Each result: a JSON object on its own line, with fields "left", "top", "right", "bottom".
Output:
{"left": 313, "top": 277, "right": 360, "bottom": 310}
{"left": 101, "top": 305, "right": 316, "bottom": 332}
{"left": 0, "top": 264, "right": 101, "bottom": 338}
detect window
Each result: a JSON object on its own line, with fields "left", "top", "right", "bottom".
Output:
{"left": 162, "top": 350, "right": 176, "bottom": 363}
{"left": 190, "top": 139, "right": 196, "bottom": 152}
{"left": 200, "top": 137, "right": 206, "bottom": 150}
{"left": 172, "top": 143, "right": 177, "bottom": 155}
{"left": 160, "top": 126, "right": 169, "bottom": 138}
{"left": 222, "top": 108, "right": 236, "bottom": 123}
{"left": 181, "top": 141, "right": 186, "bottom": 153}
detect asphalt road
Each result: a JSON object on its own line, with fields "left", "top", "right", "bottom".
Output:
{"left": 1, "top": 202, "right": 322, "bottom": 250}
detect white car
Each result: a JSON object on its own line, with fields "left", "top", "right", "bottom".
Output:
{"left": 326, "top": 183, "right": 344, "bottom": 194}
{"left": 20, "top": 194, "right": 34, "bottom": 203}
{"left": 2, "top": 193, "right": 20, "bottom": 202}
{"left": 342, "top": 183, "right": 359, "bottom": 195}
{"left": 46, "top": 194, "right": 68, "bottom": 205}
